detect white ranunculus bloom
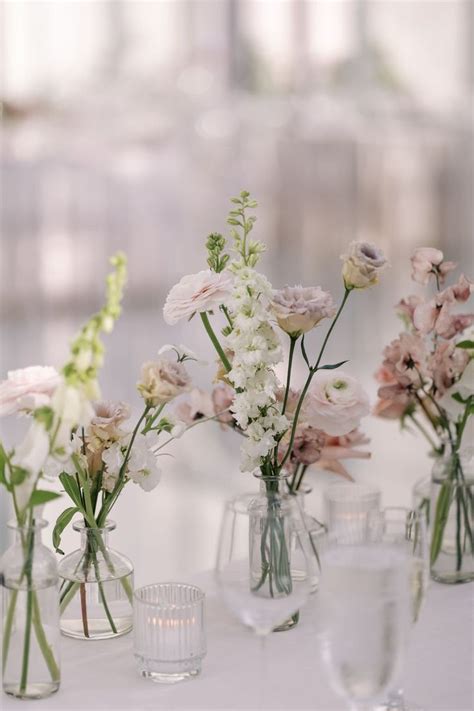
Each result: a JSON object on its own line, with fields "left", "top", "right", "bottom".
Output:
{"left": 302, "top": 370, "right": 370, "bottom": 436}
{"left": 0, "top": 365, "right": 61, "bottom": 417}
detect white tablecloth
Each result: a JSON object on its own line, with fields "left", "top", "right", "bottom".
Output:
{"left": 2, "top": 576, "right": 473, "bottom": 711}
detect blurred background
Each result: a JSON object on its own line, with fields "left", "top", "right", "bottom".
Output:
{"left": 1, "top": 0, "right": 473, "bottom": 583}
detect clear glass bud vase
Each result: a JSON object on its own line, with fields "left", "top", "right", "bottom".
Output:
{"left": 1, "top": 519, "right": 61, "bottom": 700}
{"left": 253, "top": 475, "right": 316, "bottom": 631}
{"left": 430, "top": 449, "right": 474, "bottom": 584}
{"left": 58, "top": 520, "right": 134, "bottom": 639}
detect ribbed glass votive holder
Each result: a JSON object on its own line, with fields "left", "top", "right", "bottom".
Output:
{"left": 324, "top": 483, "right": 381, "bottom": 544}
{"left": 133, "top": 583, "right": 206, "bottom": 684}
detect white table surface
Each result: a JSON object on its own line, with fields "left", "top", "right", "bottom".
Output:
{"left": 2, "top": 576, "right": 473, "bottom": 711}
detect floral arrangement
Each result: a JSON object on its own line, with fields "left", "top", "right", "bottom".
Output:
{"left": 164, "top": 191, "right": 388, "bottom": 490}
{"left": 374, "top": 247, "right": 473, "bottom": 578}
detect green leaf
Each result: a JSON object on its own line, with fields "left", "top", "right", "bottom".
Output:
{"left": 456, "top": 340, "right": 474, "bottom": 349}
{"left": 30, "top": 490, "right": 62, "bottom": 508}
{"left": 0, "top": 443, "right": 7, "bottom": 488}
{"left": 317, "top": 360, "right": 349, "bottom": 371}
{"left": 430, "top": 480, "right": 453, "bottom": 565}
{"left": 52, "top": 506, "right": 79, "bottom": 554}
{"left": 34, "top": 406, "right": 54, "bottom": 430}
{"left": 59, "top": 472, "right": 84, "bottom": 509}
{"left": 10, "top": 467, "right": 28, "bottom": 486}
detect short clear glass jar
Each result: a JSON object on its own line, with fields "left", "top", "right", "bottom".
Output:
{"left": 58, "top": 520, "right": 134, "bottom": 639}
{"left": 1, "top": 519, "right": 61, "bottom": 700}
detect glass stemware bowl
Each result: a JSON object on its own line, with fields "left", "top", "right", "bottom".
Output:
{"left": 372, "top": 508, "right": 429, "bottom": 711}
{"left": 318, "top": 540, "right": 412, "bottom": 711}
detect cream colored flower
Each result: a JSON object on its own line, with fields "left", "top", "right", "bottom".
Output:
{"left": 301, "top": 371, "right": 370, "bottom": 436}
{"left": 163, "top": 269, "right": 233, "bottom": 325}
{"left": 0, "top": 366, "right": 61, "bottom": 417}
{"left": 341, "top": 241, "right": 388, "bottom": 290}
{"left": 271, "top": 285, "right": 336, "bottom": 337}
{"left": 137, "top": 359, "right": 191, "bottom": 406}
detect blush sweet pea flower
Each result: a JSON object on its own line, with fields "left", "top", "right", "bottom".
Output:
{"left": 301, "top": 370, "right": 370, "bottom": 436}
{"left": 0, "top": 366, "right": 61, "bottom": 417}
{"left": 411, "top": 247, "right": 457, "bottom": 285}
{"left": 163, "top": 269, "right": 233, "bottom": 325}
{"left": 341, "top": 241, "right": 388, "bottom": 290}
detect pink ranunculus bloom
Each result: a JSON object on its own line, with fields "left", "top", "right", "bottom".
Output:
{"left": 163, "top": 269, "right": 234, "bottom": 325}
{"left": 301, "top": 371, "right": 370, "bottom": 436}
{"left": 382, "top": 332, "right": 428, "bottom": 387}
{"left": 316, "top": 428, "right": 371, "bottom": 479}
{"left": 410, "top": 247, "right": 444, "bottom": 285}
{"left": 211, "top": 382, "right": 235, "bottom": 425}
{"left": 0, "top": 365, "right": 62, "bottom": 417}
{"left": 429, "top": 341, "right": 469, "bottom": 396}
{"left": 173, "top": 388, "right": 215, "bottom": 425}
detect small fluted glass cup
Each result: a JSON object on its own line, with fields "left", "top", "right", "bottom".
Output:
{"left": 133, "top": 583, "right": 206, "bottom": 684}
{"left": 324, "top": 483, "right": 381, "bottom": 544}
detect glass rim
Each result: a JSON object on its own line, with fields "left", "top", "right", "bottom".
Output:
{"left": 7, "top": 517, "right": 48, "bottom": 531}
{"left": 252, "top": 471, "right": 290, "bottom": 481}
{"left": 324, "top": 482, "right": 381, "bottom": 503}
{"left": 72, "top": 519, "right": 116, "bottom": 533}
{"left": 133, "top": 582, "right": 205, "bottom": 608}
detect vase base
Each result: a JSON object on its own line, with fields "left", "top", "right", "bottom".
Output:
{"left": 430, "top": 571, "right": 474, "bottom": 585}
{"left": 3, "top": 681, "right": 60, "bottom": 700}
{"left": 135, "top": 655, "right": 202, "bottom": 684}
{"left": 140, "top": 669, "right": 201, "bottom": 684}
{"left": 60, "top": 619, "right": 133, "bottom": 640}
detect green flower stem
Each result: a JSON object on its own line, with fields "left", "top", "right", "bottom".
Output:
{"left": 31, "top": 592, "right": 60, "bottom": 682}
{"left": 408, "top": 414, "right": 438, "bottom": 451}
{"left": 200, "top": 312, "right": 231, "bottom": 372}
{"left": 142, "top": 403, "right": 166, "bottom": 433}
{"left": 60, "top": 582, "right": 80, "bottom": 614}
{"left": 19, "top": 522, "right": 34, "bottom": 695}
{"left": 2, "top": 589, "right": 18, "bottom": 674}
{"left": 278, "top": 288, "right": 351, "bottom": 472}
{"left": 281, "top": 336, "right": 297, "bottom": 416}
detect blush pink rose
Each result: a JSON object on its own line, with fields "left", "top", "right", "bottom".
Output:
{"left": 0, "top": 366, "right": 61, "bottom": 417}
{"left": 163, "top": 269, "right": 234, "bottom": 325}
{"left": 271, "top": 285, "right": 336, "bottom": 337}
{"left": 301, "top": 371, "right": 370, "bottom": 436}
{"left": 137, "top": 359, "right": 191, "bottom": 405}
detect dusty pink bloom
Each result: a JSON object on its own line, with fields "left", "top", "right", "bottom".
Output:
{"left": 435, "top": 311, "right": 474, "bottom": 340}
{"left": 382, "top": 332, "right": 428, "bottom": 388}
{"left": 137, "top": 359, "right": 191, "bottom": 405}
{"left": 316, "top": 429, "right": 371, "bottom": 479}
{"left": 271, "top": 285, "right": 336, "bottom": 337}
{"left": 163, "top": 269, "right": 233, "bottom": 325}
{"left": 275, "top": 386, "right": 300, "bottom": 416}
{"left": 174, "top": 388, "right": 215, "bottom": 424}
{"left": 395, "top": 296, "right": 423, "bottom": 326}
{"left": 301, "top": 371, "right": 370, "bottom": 436}
{"left": 291, "top": 426, "right": 326, "bottom": 466}
{"left": 374, "top": 365, "right": 397, "bottom": 386}
{"left": 91, "top": 401, "right": 131, "bottom": 433}
{"left": 0, "top": 366, "right": 61, "bottom": 417}
{"left": 212, "top": 383, "right": 235, "bottom": 425}
{"left": 441, "top": 274, "right": 473, "bottom": 304}
{"left": 373, "top": 397, "right": 410, "bottom": 420}
{"left": 429, "top": 342, "right": 469, "bottom": 396}
{"left": 438, "top": 261, "right": 458, "bottom": 282}
{"left": 341, "top": 241, "right": 388, "bottom": 290}
{"left": 411, "top": 247, "right": 444, "bottom": 285}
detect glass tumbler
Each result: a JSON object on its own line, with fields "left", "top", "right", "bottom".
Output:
{"left": 133, "top": 583, "right": 206, "bottom": 684}
{"left": 324, "top": 483, "right": 381, "bottom": 543}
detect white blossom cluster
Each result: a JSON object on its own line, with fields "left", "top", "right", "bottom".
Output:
{"left": 227, "top": 265, "right": 289, "bottom": 472}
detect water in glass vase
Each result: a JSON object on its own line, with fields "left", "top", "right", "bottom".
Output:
{"left": 58, "top": 521, "right": 134, "bottom": 640}
{"left": 430, "top": 473, "right": 474, "bottom": 583}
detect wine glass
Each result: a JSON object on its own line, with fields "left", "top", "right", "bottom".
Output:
{"left": 215, "top": 490, "right": 313, "bottom": 705}
{"left": 318, "top": 538, "right": 412, "bottom": 711}
{"left": 373, "top": 508, "right": 429, "bottom": 711}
